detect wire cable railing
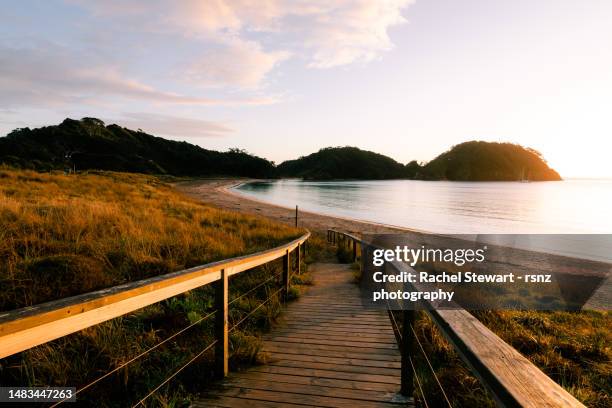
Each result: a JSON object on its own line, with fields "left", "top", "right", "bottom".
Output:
{"left": 409, "top": 321, "right": 452, "bottom": 407}
{"left": 50, "top": 271, "right": 291, "bottom": 407}
{"left": 132, "top": 339, "right": 219, "bottom": 407}
{"left": 230, "top": 287, "right": 285, "bottom": 332}
{"left": 132, "top": 283, "right": 287, "bottom": 406}
{"left": 228, "top": 270, "right": 282, "bottom": 307}
{"left": 387, "top": 307, "right": 431, "bottom": 408}
{"left": 49, "top": 309, "right": 218, "bottom": 407}
{"left": 17, "top": 232, "right": 309, "bottom": 407}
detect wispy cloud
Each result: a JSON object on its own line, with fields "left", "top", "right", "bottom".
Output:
{"left": 0, "top": 44, "right": 279, "bottom": 109}
{"left": 110, "top": 112, "right": 234, "bottom": 138}
{"left": 184, "top": 39, "right": 291, "bottom": 89}
{"left": 72, "top": 0, "right": 414, "bottom": 74}
{"left": 2, "top": 1, "right": 414, "bottom": 123}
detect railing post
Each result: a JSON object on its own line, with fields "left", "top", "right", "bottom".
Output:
{"left": 282, "top": 249, "right": 290, "bottom": 301}
{"left": 352, "top": 239, "right": 357, "bottom": 262}
{"left": 401, "top": 310, "right": 415, "bottom": 396}
{"left": 214, "top": 268, "right": 229, "bottom": 379}
{"left": 296, "top": 244, "right": 301, "bottom": 275}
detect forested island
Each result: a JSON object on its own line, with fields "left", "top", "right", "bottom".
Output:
{"left": 278, "top": 142, "right": 560, "bottom": 181}
{"left": 0, "top": 118, "right": 561, "bottom": 181}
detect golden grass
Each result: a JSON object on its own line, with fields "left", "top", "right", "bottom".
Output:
{"left": 0, "top": 169, "right": 301, "bottom": 310}
{"left": 407, "top": 309, "right": 611, "bottom": 407}
{"left": 0, "top": 169, "right": 312, "bottom": 407}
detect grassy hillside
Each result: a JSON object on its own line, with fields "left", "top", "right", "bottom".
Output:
{"left": 419, "top": 141, "right": 562, "bottom": 181}
{"left": 0, "top": 169, "right": 325, "bottom": 407}
{"left": 277, "top": 146, "right": 408, "bottom": 180}
{"left": 0, "top": 118, "right": 274, "bottom": 177}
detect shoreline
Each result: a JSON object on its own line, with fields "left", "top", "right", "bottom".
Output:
{"left": 176, "top": 178, "right": 420, "bottom": 235}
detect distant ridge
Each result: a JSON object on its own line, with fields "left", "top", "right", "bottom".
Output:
{"left": 277, "top": 146, "right": 408, "bottom": 180}
{"left": 0, "top": 119, "right": 561, "bottom": 181}
{"left": 276, "top": 143, "right": 561, "bottom": 181}
{"left": 0, "top": 118, "right": 274, "bottom": 177}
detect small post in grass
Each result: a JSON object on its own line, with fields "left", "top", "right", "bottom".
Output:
{"left": 295, "top": 205, "right": 298, "bottom": 227}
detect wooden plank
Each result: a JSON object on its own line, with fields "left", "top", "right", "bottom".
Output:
{"left": 284, "top": 306, "right": 381, "bottom": 315}
{"left": 236, "top": 371, "right": 399, "bottom": 393}
{"left": 261, "top": 345, "right": 400, "bottom": 362}
{"left": 249, "top": 365, "right": 401, "bottom": 385}
{"left": 275, "top": 316, "right": 393, "bottom": 326}
{"left": 264, "top": 335, "right": 398, "bottom": 349}
{"left": 273, "top": 325, "right": 395, "bottom": 335}
{"left": 265, "top": 359, "right": 400, "bottom": 376}
{"left": 219, "top": 377, "right": 407, "bottom": 404}
{"left": 263, "top": 340, "right": 400, "bottom": 356}
{"left": 261, "top": 352, "right": 402, "bottom": 369}
{"left": 205, "top": 387, "right": 401, "bottom": 408}
{"left": 266, "top": 324, "right": 394, "bottom": 339}
{"left": 281, "top": 311, "right": 386, "bottom": 321}
{"left": 288, "top": 307, "right": 378, "bottom": 315}
{"left": 0, "top": 232, "right": 309, "bottom": 358}
{"left": 265, "top": 331, "right": 397, "bottom": 344}
{"left": 193, "top": 396, "right": 312, "bottom": 408}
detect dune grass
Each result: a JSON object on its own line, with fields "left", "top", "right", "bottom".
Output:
{"left": 392, "top": 308, "right": 611, "bottom": 407}
{"left": 0, "top": 169, "right": 303, "bottom": 311}
{"left": 0, "top": 169, "right": 318, "bottom": 407}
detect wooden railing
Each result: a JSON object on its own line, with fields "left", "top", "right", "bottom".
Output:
{"left": 328, "top": 229, "right": 585, "bottom": 408}
{"left": 0, "top": 231, "right": 310, "bottom": 384}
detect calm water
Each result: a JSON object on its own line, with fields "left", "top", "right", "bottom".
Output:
{"left": 235, "top": 179, "right": 612, "bottom": 234}
{"left": 235, "top": 179, "right": 612, "bottom": 264}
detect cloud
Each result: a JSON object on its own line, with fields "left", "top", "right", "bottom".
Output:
{"left": 110, "top": 112, "right": 233, "bottom": 138}
{"left": 72, "top": 0, "right": 414, "bottom": 71}
{"left": 2, "top": 1, "right": 414, "bottom": 114}
{"left": 185, "top": 39, "right": 290, "bottom": 88}
{"left": 0, "top": 44, "right": 278, "bottom": 109}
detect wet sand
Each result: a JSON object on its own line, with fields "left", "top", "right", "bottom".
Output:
{"left": 176, "top": 178, "right": 411, "bottom": 235}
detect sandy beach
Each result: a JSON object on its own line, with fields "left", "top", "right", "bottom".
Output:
{"left": 176, "top": 179, "right": 411, "bottom": 235}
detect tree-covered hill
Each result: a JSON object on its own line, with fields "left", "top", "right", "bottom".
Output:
{"left": 0, "top": 119, "right": 562, "bottom": 181}
{"left": 0, "top": 118, "right": 274, "bottom": 177}
{"left": 277, "top": 146, "right": 409, "bottom": 180}
{"left": 418, "top": 141, "right": 561, "bottom": 181}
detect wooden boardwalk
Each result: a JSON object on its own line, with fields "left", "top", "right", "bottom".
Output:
{"left": 195, "top": 263, "right": 413, "bottom": 408}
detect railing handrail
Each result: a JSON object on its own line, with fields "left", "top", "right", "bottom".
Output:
{"left": 328, "top": 228, "right": 585, "bottom": 408}
{"left": 0, "top": 232, "right": 310, "bottom": 359}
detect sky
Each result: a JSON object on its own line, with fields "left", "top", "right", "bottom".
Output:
{"left": 1, "top": 0, "right": 611, "bottom": 177}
